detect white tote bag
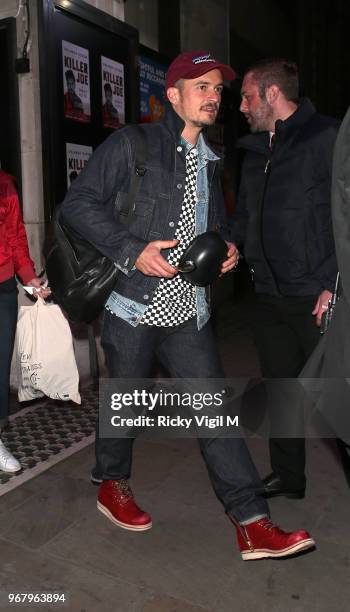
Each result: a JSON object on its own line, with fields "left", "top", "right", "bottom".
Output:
{"left": 16, "top": 299, "right": 81, "bottom": 404}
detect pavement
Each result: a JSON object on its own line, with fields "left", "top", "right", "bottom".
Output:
{"left": 1, "top": 272, "right": 350, "bottom": 612}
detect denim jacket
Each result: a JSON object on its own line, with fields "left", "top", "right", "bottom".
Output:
{"left": 60, "top": 104, "right": 228, "bottom": 328}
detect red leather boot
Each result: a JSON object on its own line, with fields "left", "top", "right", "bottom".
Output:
{"left": 97, "top": 479, "right": 152, "bottom": 532}
{"left": 231, "top": 517, "right": 315, "bottom": 560}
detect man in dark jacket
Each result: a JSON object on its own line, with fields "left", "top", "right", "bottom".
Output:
{"left": 231, "top": 58, "right": 339, "bottom": 499}
{"left": 61, "top": 51, "right": 315, "bottom": 560}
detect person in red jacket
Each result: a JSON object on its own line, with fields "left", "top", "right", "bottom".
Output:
{"left": 0, "top": 168, "right": 50, "bottom": 473}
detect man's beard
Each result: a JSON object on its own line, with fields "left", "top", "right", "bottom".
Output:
{"left": 193, "top": 110, "right": 218, "bottom": 128}
{"left": 192, "top": 119, "right": 215, "bottom": 128}
{"left": 248, "top": 101, "right": 274, "bottom": 132}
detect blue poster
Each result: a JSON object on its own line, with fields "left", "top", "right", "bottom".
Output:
{"left": 139, "top": 55, "right": 167, "bottom": 123}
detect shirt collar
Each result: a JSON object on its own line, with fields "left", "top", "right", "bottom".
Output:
{"left": 180, "top": 133, "right": 219, "bottom": 162}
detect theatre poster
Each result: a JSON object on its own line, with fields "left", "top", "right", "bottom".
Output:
{"left": 101, "top": 56, "right": 125, "bottom": 129}
{"left": 139, "top": 55, "right": 166, "bottom": 123}
{"left": 62, "top": 40, "right": 91, "bottom": 123}
{"left": 66, "top": 143, "right": 93, "bottom": 187}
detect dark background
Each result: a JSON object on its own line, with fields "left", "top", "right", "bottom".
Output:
{"left": 1, "top": 0, "right": 349, "bottom": 211}
{"left": 155, "top": 0, "right": 349, "bottom": 119}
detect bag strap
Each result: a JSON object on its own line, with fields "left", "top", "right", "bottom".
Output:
{"left": 89, "top": 126, "right": 148, "bottom": 383}
{"left": 87, "top": 322, "right": 99, "bottom": 385}
{"left": 119, "top": 124, "right": 148, "bottom": 223}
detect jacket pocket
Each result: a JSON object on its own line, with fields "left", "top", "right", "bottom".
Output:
{"left": 128, "top": 197, "right": 155, "bottom": 240}
{"left": 278, "top": 208, "right": 309, "bottom": 278}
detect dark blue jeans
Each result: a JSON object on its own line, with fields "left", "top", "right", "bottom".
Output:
{"left": 97, "top": 311, "right": 268, "bottom": 523}
{"left": 0, "top": 278, "right": 18, "bottom": 429}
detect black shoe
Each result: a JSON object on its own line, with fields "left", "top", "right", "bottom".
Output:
{"left": 91, "top": 469, "right": 103, "bottom": 486}
{"left": 262, "top": 472, "right": 305, "bottom": 499}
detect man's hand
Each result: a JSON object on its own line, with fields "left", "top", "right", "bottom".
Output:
{"left": 220, "top": 241, "right": 239, "bottom": 274}
{"left": 135, "top": 240, "right": 179, "bottom": 277}
{"left": 312, "top": 289, "right": 333, "bottom": 326}
{"left": 28, "top": 277, "right": 52, "bottom": 299}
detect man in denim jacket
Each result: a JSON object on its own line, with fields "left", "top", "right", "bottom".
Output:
{"left": 61, "top": 50, "right": 315, "bottom": 560}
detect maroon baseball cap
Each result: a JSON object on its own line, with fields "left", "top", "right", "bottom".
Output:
{"left": 165, "top": 50, "right": 236, "bottom": 92}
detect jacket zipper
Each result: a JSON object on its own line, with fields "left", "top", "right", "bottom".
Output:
{"left": 259, "top": 155, "right": 282, "bottom": 296}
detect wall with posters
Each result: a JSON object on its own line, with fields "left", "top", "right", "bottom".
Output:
{"left": 39, "top": 0, "right": 138, "bottom": 211}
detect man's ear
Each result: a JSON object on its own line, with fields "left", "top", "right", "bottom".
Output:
{"left": 266, "top": 84, "right": 279, "bottom": 105}
{"left": 167, "top": 86, "right": 180, "bottom": 104}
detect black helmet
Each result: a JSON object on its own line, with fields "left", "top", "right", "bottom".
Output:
{"left": 178, "top": 231, "right": 227, "bottom": 287}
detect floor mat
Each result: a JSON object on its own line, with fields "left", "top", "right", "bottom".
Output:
{"left": 0, "top": 388, "right": 98, "bottom": 496}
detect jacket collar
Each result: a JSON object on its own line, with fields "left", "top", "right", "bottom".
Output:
{"left": 275, "top": 97, "right": 316, "bottom": 136}
{"left": 163, "top": 102, "right": 219, "bottom": 162}
{"left": 238, "top": 97, "right": 317, "bottom": 153}
{"left": 163, "top": 102, "right": 186, "bottom": 141}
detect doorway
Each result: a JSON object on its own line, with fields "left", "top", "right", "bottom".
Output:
{"left": 0, "top": 18, "right": 21, "bottom": 196}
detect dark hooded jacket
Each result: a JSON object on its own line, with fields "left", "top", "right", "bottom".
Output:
{"left": 231, "top": 97, "right": 340, "bottom": 296}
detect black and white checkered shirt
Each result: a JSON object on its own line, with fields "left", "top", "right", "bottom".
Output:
{"left": 140, "top": 147, "right": 198, "bottom": 327}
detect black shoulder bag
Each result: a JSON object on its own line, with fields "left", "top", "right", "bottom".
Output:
{"left": 46, "top": 126, "right": 147, "bottom": 323}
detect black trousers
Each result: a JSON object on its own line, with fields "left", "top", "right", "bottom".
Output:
{"left": 0, "top": 278, "right": 18, "bottom": 430}
{"left": 252, "top": 294, "right": 320, "bottom": 489}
